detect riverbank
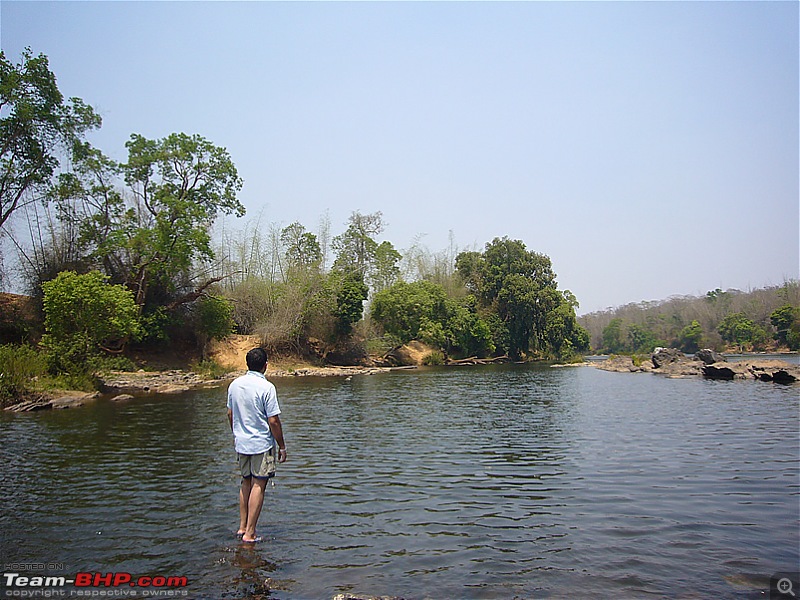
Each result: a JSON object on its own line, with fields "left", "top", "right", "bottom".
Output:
{"left": 4, "top": 364, "right": 406, "bottom": 412}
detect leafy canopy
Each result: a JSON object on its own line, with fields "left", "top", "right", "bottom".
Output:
{"left": 0, "top": 48, "right": 100, "bottom": 228}
{"left": 371, "top": 280, "right": 495, "bottom": 358}
{"left": 41, "top": 271, "right": 140, "bottom": 370}
{"left": 456, "top": 237, "right": 586, "bottom": 360}
{"left": 55, "top": 132, "right": 244, "bottom": 306}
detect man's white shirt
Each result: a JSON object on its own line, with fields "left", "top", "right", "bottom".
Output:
{"left": 227, "top": 371, "right": 281, "bottom": 454}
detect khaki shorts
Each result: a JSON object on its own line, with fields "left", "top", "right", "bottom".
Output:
{"left": 238, "top": 448, "right": 276, "bottom": 479}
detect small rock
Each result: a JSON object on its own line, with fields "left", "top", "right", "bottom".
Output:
{"left": 695, "top": 349, "right": 726, "bottom": 365}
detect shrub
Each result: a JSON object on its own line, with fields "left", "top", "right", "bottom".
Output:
{"left": 190, "top": 359, "right": 228, "bottom": 379}
{"left": 0, "top": 344, "right": 47, "bottom": 404}
{"left": 422, "top": 350, "right": 445, "bottom": 366}
{"left": 41, "top": 271, "right": 140, "bottom": 373}
{"left": 194, "top": 295, "right": 234, "bottom": 357}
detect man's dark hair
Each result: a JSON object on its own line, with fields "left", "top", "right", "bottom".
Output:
{"left": 246, "top": 347, "right": 268, "bottom": 372}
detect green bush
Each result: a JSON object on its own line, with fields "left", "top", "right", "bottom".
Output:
{"left": 0, "top": 344, "right": 47, "bottom": 403}
{"left": 196, "top": 295, "right": 235, "bottom": 341}
{"left": 422, "top": 350, "right": 445, "bottom": 366}
{"left": 771, "top": 304, "right": 800, "bottom": 350}
{"left": 41, "top": 271, "right": 140, "bottom": 373}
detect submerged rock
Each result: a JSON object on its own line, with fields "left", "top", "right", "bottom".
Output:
{"left": 6, "top": 391, "right": 99, "bottom": 412}
{"left": 100, "top": 369, "right": 210, "bottom": 394}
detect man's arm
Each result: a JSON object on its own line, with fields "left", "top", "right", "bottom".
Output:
{"left": 227, "top": 408, "right": 233, "bottom": 431}
{"left": 268, "top": 414, "right": 287, "bottom": 463}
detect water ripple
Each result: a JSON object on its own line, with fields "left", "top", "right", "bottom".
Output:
{"left": 1, "top": 365, "right": 797, "bottom": 599}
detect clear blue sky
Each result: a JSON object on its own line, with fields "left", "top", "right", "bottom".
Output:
{"left": 2, "top": 1, "right": 797, "bottom": 314}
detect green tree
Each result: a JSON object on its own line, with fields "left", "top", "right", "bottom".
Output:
{"left": 194, "top": 294, "right": 234, "bottom": 358}
{"left": 627, "top": 322, "right": 659, "bottom": 353}
{"left": 677, "top": 320, "right": 704, "bottom": 353}
{"left": 0, "top": 49, "right": 100, "bottom": 229}
{"left": 717, "top": 312, "right": 768, "bottom": 349}
{"left": 332, "top": 269, "right": 369, "bottom": 338}
{"left": 55, "top": 132, "right": 244, "bottom": 309}
{"left": 447, "top": 303, "right": 495, "bottom": 357}
{"left": 371, "top": 280, "right": 450, "bottom": 343}
{"left": 281, "top": 221, "right": 322, "bottom": 272}
{"left": 368, "top": 240, "right": 402, "bottom": 294}
{"left": 456, "top": 237, "right": 561, "bottom": 359}
{"left": 771, "top": 304, "right": 800, "bottom": 350}
{"left": 602, "top": 318, "right": 626, "bottom": 354}
{"left": 371, "top": 280, "right": 494, "bottom": 358}
{"left": 332, "top": 211, "right": 384, "bottom": 276}
{"left": 454, "top": 250, "right": 483, "bottom": 295}
{"left": 41, "top": 270, "right": 140, "bottom": 371}
{"left": 546, "top": 291, "right": 591, "bottom": 360}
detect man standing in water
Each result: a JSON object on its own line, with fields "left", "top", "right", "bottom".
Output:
{"left": 227, "top": 347, "right": 287, "bottom": 543}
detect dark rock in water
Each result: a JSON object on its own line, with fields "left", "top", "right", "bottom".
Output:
{"left": 695, "top": 348, "right": 726, "bottom": 365}
{"left": 702, "top": 364, "right": 739, "bottom": 380}
{"left": 702, "top": 360, "right": 799, "bottom": 383}
{"left": 747, "top": 362, "right": 799, "bottom": 384}
{"left": 772, "top": 370, "right": 796, "bottom": 384}
{"left": 652, "top": 347, "right": 684, "bottom": 368}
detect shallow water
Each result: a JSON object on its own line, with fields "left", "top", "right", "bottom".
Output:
{"left": 1, "top": 364, "right": 797, "bottom": 598}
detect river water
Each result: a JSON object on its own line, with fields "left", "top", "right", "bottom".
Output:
{"left": 1, "top": 364, "right": 798, "bottom": 599}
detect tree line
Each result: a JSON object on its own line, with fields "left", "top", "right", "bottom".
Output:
{"left": 0, "top": 49, "right": 588, "bottom": 403}
{"left": 578, "top": 282, "right": 800, "bottom": 354}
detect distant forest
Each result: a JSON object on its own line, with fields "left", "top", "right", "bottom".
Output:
{"left": 578, "top": 281, "right": 800, "bottom": 354}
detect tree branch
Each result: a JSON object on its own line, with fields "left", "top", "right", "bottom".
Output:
{"left": 165, "top": 276, "right": 226, "bottom": 310}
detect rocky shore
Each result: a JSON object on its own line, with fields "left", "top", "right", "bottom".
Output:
{"left": 590, "top": 348, "right": 800, "bottom": 383}
{"left": 101, "top": 365, "right": 398, "bottom": 395}
{"left": 5, "top": 364, "right": 406, "bottom": 412}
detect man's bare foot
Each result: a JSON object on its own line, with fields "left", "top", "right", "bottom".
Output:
{"left": 241, "top": 535, "right": 262, "bottom": 543}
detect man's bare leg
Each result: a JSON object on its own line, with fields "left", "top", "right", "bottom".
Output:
{"left": 238, "top": 477, "right": 252, "bottom": 536}
{"left": 242, "top": 477, "right": 267, "bottom": 542}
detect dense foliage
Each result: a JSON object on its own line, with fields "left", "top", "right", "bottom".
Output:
{"left": 453, "top": 238, "right": 588, "bottom": 360}
{"left": 41, "top": 270, "right": 140, "bottom": 372}
{"left": 0, "top": 49, "right": 100, "bottom": 232}
{"left": 580, "top": 283, "right": 800, "bottom": 354}
{"left": 371, "top": 280, "right": 494, "bottom": 358}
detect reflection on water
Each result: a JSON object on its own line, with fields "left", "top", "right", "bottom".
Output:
{"left": 1, "top": 364, "right": 797, "bottom": 599}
